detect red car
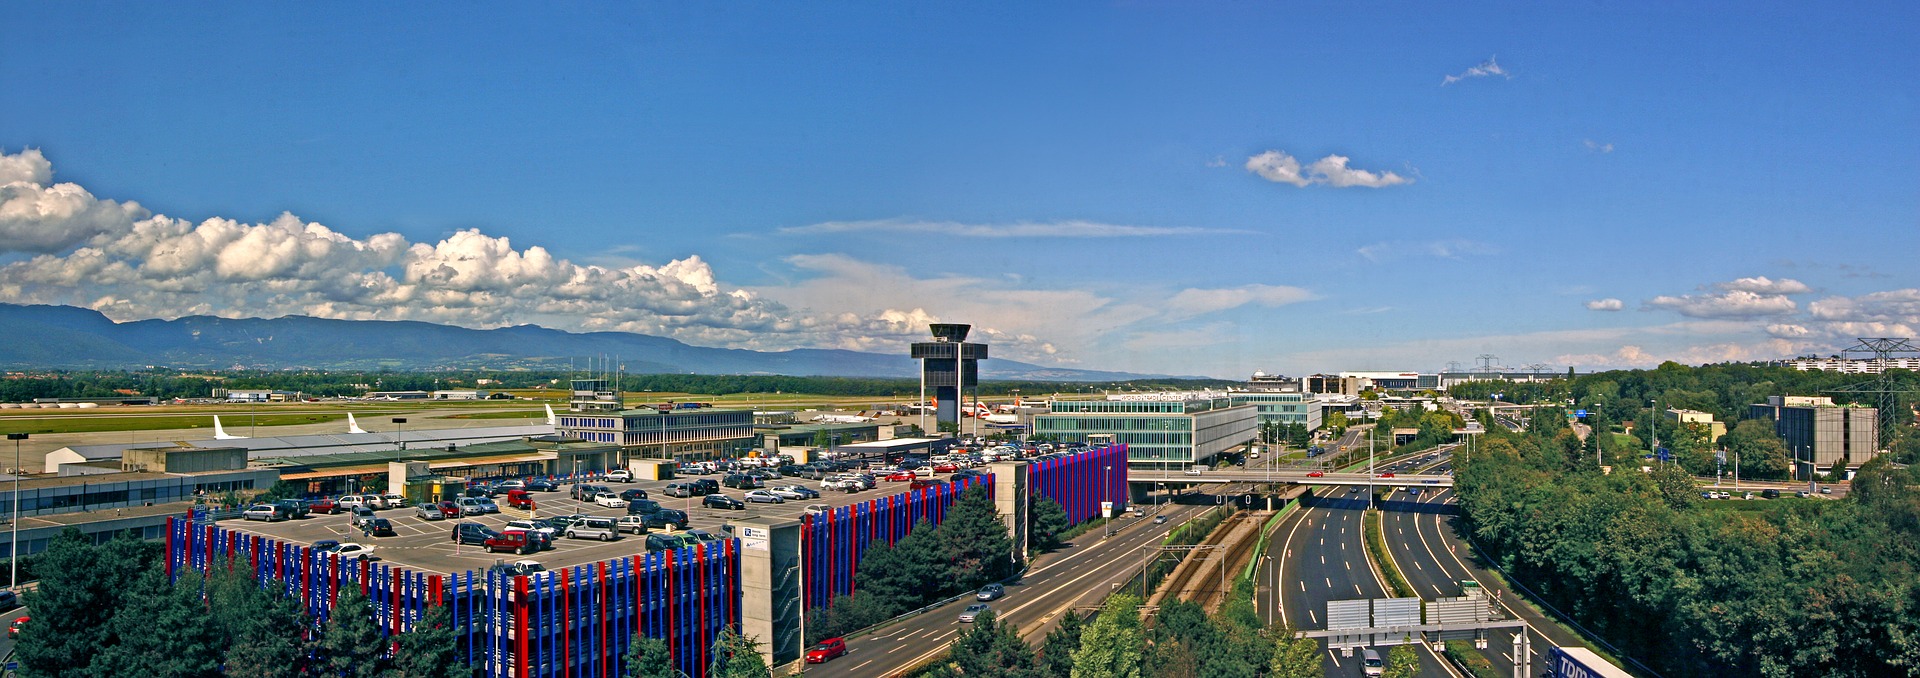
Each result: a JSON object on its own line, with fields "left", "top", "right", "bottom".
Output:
{"left": 1306, "top": 471, "right": 1324, "bottom": 478}
{"left": 8, "top": 615, "right": 26, "bottom": 638}
{"left": 885, "top": 470, "right": 917, "bottom": 482}
{"left": 308, "top": 498, "right": 340, "bottom": 515}
{"left": 932, "top": 462, "right": 961, "bottom": 473}
{"left": 437, "top": 501, "right": 463, "bottom": 519}
{"left": 805, "top": 637, "right": 846, "bottom": 663}
{"left": 909, "top": 479, "right": 946, "bottom": 491}
{"left": 505, "top": 490, "right": 535, "bottom": 510}
{"left": 485, "top": 530, "right": 534, "bottom": 555}
{"left": 1376, "top": 472, "right": 1396, "bottom": 478}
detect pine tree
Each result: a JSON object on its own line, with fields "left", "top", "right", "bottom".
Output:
{"left": 90, "top": 562, "right": 224, "bottom": 678}
{"left": 15, "top": 529, "right": 161, "bottom": 678}
{"left": 317, "top": 586, "right": 396, "bottom": 678}
{"left": 1028, "top": 497, "right": 1071, "bottom": 551}
{"left": 1039, "top": 609, "right": 1083, "bottom": 678}
{"left": 394, "top": 603, "right": 465, "bottom": 678}
{"left": 949, "top": 610, "right": 1037, "bottom": 678}
{"left": 707, "top": 628, "right": 768, "bottom": 678}
{"left": 622, "top": 634, "right": 675, "bottom": 678}
{"left": 931, "top": 487, "right": 1014, "bottom": 589}
{"left": 208, "top": 564, "right": 312, "bottom": 678}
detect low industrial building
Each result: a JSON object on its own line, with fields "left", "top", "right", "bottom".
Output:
{"left": 756, "top": 421, "right": 881, "bottom": 455}
{"left": 0, "top": 445, "right": 276, "bottom": 559}
{"left": 1033, "top": 393, "right": 1256, "bottom": 471}
{"left": 45, "top": 421, "right": 558, "bottom": 474}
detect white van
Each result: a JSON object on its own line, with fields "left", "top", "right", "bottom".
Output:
{"left": 1361, "top": 648, "right": 1384, "bottom": 676}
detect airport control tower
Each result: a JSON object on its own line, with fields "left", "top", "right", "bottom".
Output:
{"left": 910, "top": 323, "right": 988, "bottom": 431}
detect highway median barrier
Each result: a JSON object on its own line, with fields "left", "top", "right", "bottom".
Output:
{"left": 1362, "top": 508, "right": 1416, "bottom": 599}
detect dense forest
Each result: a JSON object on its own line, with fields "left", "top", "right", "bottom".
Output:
{"left": 1452, "top": 389, "right": 1920, "bottom": 675}
{"left": 0, "top": 369, "right": 1235, "bottom": 403}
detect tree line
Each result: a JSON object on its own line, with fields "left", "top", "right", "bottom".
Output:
{"left": 1453, "top": 406, "right": 1920, "bottom": 675}
{"left": 0, "top": 369, "right": 1235, "bottom": 402}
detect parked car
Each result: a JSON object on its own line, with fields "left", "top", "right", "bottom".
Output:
{"left": 704, "top": 494, "right": 747, "bottom": 510}
{"left": 615, "top": 515, "right": 652, "bottom": 535}
{"left": 958, "top": 603, "right": 990, "bottom": 623}
{"left": 684, "top": 529, "right": 726, "bottom": 544}
{"left": 570, "top": 484, "right": 612, "bottom": 501}
{"left": 242, "top": 504, "right": 288, "bottom": 522}
{"left": 273, "top": 499, "right": 311, "bottom": 519}
{"left": 506, "top": 490, "right": 536, "bottom": 510}
{"left": 415, "top": 503, "right": 447, "bottom": 520}
{"left": 933, "top": 462, "right": 961, "bottom": 473}
{"left": 308, "top": 497, "right": 341, "bottom": 515}
{"left": 488, "top": 560, "right": 546, "bottom": 577}
{"left": 592, "top": 492, "right": 627, "bottom": 508}
{"left": 337, "top": 495, "right": 374, "bottom": 510}
{"left": 631, "top": 508, "right": 688, "bottom": 531}
{"left": 525, "top": 479, "right": 560, "bottom": 492}
{"left": 805, "top": 637, "right": 848, "bottom": 663}
{"left": 663, "top": 483, "right": 698, "bottom": 498}
{"left": 912, "top": 466, "right": 936, "bottom": 478}
{"left": 365, "top": 518, "right": 396, "bottom": 537}
{"left": 451, "top": 522, "right": 498, "bottom": 546}
{"left": 475, "top": 497, "right": 500, "bottom": 514}
{"left": 350, "top": 506, "right": 378, "bottom": 527}
{"left": 771, "top": 485, "right": 819, "bottom": 500}
{"left": 619, "top": 488, "right": 650, "bottom": 502}
{"left": 0, "top": 589, "right": 17, "bottom": 612}
{"left": 494, "top": 480, "right": 526, "bottom": 492}
{"left": 692, "top": 479, "right": 721, "bottom": 495}
{"left": 722, "top": 474, "right": 762, "bottom": 490}
{"left": 436, "top": 501, "right": 463, "bottom": 519}
{"left": 885, "top": 470, "right": 917, "bottom": 482}
{"left": 606, "top": 469, "right": 634, "bottom": 483}
{"left": 485, "top": 530, "right": 535, "bottom": 555}
{"left": 803, "top": 504, "right": 833, "bottom": 517}
{"left": 505, "top": 518, "right": 558, "bottom": 537}
{"left": 312, "top": 539, "right": 342, "bottom": 553}
{"left": 333, "top": 543, "right": 376, "bottom": 560}
{"left": 644, "top": 533, "right": 684, "bottom": 552}
{"left": 380, "top": 494, "right": 408, "bottom": 509}
{"left": 457, "top": 497, "right": 487, "bottom": 516}
{"left": 909, "top": 479, "right": 946, "bottom": 491}
{"left": 743, "top": 490, "right": 784, "bottom": 504}
{"left": 565, "top": 517, "right": 620, "bottom": 541}
{"left": 976, "top": 583, "right": 1005, "bottom": 600}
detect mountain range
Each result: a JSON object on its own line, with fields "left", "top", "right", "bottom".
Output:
{"left": 0, "top": 304, "right": 1168, "bottom": 380}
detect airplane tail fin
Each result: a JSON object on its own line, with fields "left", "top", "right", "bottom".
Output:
{"left": 545, "top": 404, "right": 557, "bottom": 427}
{"left": 213, "top": 416, "right": 244, "bottom": 440}
{"left": 347, "top": 413, "right": 368, "bottom": 434}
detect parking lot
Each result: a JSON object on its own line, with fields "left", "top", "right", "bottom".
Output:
{"left": 220, "top": 469, "right": 973, "bottom": 574}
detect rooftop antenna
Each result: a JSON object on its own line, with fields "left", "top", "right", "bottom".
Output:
{"left": 1826, "top": 337, "right": 1919, "bottom": 445}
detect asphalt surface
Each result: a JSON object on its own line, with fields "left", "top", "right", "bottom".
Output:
{"left": 820, "top": 498, "right": 1215, "bottom": 677}
{"left": 220, "top": 469, "right": 963, "bottom": 574}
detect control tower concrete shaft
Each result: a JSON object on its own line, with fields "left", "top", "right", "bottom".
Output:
{"left": 910, "top": 323, "right": 988, "bottom": 431}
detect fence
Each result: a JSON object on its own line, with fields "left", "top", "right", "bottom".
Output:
{"left": 165, "top": 516, "right": 739, "bottom": 678}
{"left": 799, "top": 474, "right": 994, "bottom": 611}
{"left": 1029, "top": 444, "right": 1130, "bottom": 524}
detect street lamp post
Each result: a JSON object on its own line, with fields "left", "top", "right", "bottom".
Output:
{"left": 8, "top": 432, "right": 26, "bottom": 588}
{"left": 392, "top": 417, "right": 408, "bottom": 451}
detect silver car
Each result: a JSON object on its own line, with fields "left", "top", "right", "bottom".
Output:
{"left": 413, "top": 503, "right": 446, "bottom": 521}
{"left": 959, "top": 603, "right": 990, "bottom": 623}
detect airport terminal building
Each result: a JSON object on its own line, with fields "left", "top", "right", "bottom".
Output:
{"left": 555, "top": 407, "right": 755, "bottom": 463}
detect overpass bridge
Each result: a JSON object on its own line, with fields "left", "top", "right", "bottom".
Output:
{"left": 1128, "top": 470, "right": 1454, "bottom": 488}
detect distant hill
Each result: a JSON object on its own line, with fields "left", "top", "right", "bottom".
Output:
{"left": 0, "top": 304, "right": 1168, "bottom": 380}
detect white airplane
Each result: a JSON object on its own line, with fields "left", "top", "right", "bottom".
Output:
{"left": 981, "top": 413, "right": 1019, "bottom": 424}
{"left": 812, "top": 414, "right": 875, "bottom": 424}
{"left": 545, "top": 404, "right": 558, "bottom": 427}
{"left": 346, "top": 413, "right": 368, "bottom": 434}
{"left": 212, "top": 416, "right": 246, "bottom": 440}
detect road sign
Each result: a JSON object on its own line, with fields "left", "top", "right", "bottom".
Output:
{"left": 1656, "top": 447, "right": 1672, "bottom": 462}
{"left": 1575, "top": 409, "right": 1588, "bottom": 418}
{"left": 1327, "top": 600, "right": 1370, "bottom": 630}
{"left": 1374, "top": 597, "right": 1422, "bottom": 628}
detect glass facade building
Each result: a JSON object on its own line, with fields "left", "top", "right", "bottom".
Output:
{"left": 1033, "top": 396, "right": 1257, "bottom": 470}
{"left": 1229, "top": 392, "right": 1324, "bottom": 431}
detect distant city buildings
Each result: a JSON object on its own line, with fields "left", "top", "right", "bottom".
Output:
{"left": 1746, "top": 396, "right": 1879, "bottom": 478}
{"left": 1785, "top": 356, "right": 1920, "bottom": 374}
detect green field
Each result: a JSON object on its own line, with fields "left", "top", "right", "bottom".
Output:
{"left": 0, "top": 412, "right": 351, "bottom": 435}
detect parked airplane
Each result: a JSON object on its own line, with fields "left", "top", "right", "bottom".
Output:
{"left": 545, "top": 404, "right": 557, "bottom": 427}
{"left": 812, "top": 414, "right": 875, "bottom": 424}
{"left": 346, "top": 412, "right": 368, "bottom": 434}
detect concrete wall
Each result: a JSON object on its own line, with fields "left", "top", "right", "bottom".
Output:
{"left": 733, "top": 516, "right": 803, "bottom": 670}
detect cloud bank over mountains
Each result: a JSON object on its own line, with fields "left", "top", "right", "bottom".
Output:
{"left": 0, "top": 148, "right": 1314, "bottom": 368}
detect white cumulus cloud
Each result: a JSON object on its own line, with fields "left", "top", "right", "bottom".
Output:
{"left": 1245, "top": 150, "right": 1411, "bottom": 189}
{"left": 1646, "top": 290, "right": 1798, "bottom": 319}
{"left": 1715, "top": 276, "right": 1811, "bottom": 295}
{"left": 1585, "top": 298, "right": 1624, "bottom": 311}
{"left": 1442, "top": 56, "right": 1511, "bottom": 86}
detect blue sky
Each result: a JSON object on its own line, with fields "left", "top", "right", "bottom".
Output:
{"left": 2, "top": 3, "right": 1915, "bottom": 377}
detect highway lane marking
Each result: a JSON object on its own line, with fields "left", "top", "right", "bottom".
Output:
{"left": 1320, "top": 555, "right": 1325, "bottom": 564}
{"left": 1325, "top": 577, "right": 1332, "bottom": 588}
{"left": 1345, "top": 561, "right": 1350, "bottom": 570}
{"left": 1309, "top": 609, "right": 1317, "bottom": 624}
{"left": 1327, "top": 651, "right": 1341, "bottom": 667}
{"left": 1353, "top": 584, "right": 1362, "bottom": 596}
{"left": 853, "top": 659, "right": 873, "bottom": 670}
{"left": 1299, "top": 581, "right": 1305, "bottom": 592}
{"left": 888, "top": 644, "right": 905, "bottom": 653}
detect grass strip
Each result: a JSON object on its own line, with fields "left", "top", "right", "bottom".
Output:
{"left": 1363, "top": 508, "right": 1416, "bottom": 598}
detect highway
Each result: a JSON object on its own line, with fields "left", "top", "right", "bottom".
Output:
{"left": 822, "top": 498, "right": 1215, "bottom": 677}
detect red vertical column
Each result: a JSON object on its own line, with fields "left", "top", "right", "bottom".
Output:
{"left": 391, "top": 567, "right": 403, "bottom": 635}
{"left": 164, "top": 517, "right": 176, "bottom": 579}
{"left": 515, "top": 575, "right": 531, "bottom": 678}
{"left": 598, "top": 562, "right": 609, "bottom": 678}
